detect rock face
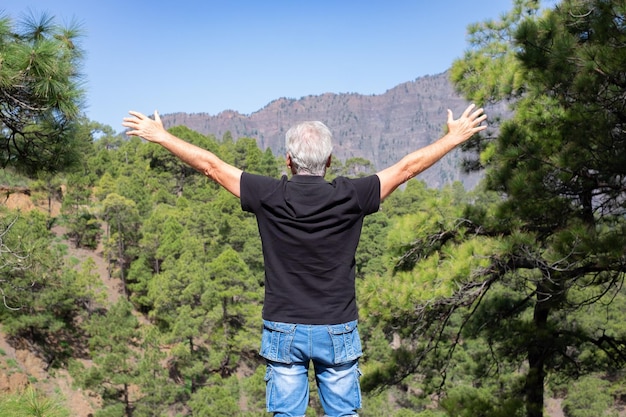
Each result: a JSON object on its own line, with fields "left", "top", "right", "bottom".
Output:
{"left": 161, "top": 72, "right": 500, "bottom": 189}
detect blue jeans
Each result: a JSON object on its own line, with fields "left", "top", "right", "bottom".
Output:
{"left": 260, "top": 319, "right": 363, "bottom": 417}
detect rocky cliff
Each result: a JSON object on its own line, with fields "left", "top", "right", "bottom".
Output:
{"left": 161, "top": 72, "right": 498, "bottom": 189}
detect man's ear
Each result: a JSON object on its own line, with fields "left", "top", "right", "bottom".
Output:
{"left": 286, "top": 153, "right": 298, "bottom": 174}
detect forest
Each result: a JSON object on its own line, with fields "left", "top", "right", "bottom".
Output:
{"left": 1, "top": 0, "right": 625, "bottom": 416}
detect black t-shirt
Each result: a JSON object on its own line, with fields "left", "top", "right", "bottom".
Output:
{"left": 240, "top": 172, "right": 380, "bottom": 324}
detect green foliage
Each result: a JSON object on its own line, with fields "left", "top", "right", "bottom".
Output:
{"left": 101, "top": 192, "right": 141, "bottom": 295}
{"left": 357, "top": 211, "right": 391, "bottom": 279}
{"left": 0, "top": 11, "right": 87, "bottom": 175}
{"left": 360, "top": 184, "right": 497, "bottom": 326}
{"left": 188, "top": 374, "right": 240, "bottom": 415}
{"left": 62, "top": 171, "right": 102, "bottom": 249}
{"left": 259, "top": 147, "right": 282, "bottom": 178}
{"left": 0, "top": 386, "right": 69, "bottom": 417}
{"left": 562, "top": 375, "right": 618, "bottom": 417}
{"left": 239, "top": 365, "right": 267, "bottom": 414}
{"left": 0, "top": 207, "right": 101, "bottom": 365}
{"left": 450, "top": 0, "right": 535, "bottom": 103}
{"left": 441, "top": 385, "right": 525, "bottom": 417}
{"left": 64, "top": 209, "right": 101, "bottom": 249}
{"left": 383, "top": 179, "right": 433, "bottom": 217}
{"left": 371, "top": 2, "right": 626, "bottom": 416}
{"left": 329, "top": 156, "right": 376, "bottom": 178}
{"left": 77, "top": 300, "right": 140, "bottom": 415}
{"left": 0, "top": 167, "right": 30, "bottom": 187}
{"left": 132, "top": 326, "right": 182, "bottom": 416}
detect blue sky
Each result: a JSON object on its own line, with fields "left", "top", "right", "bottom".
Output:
{"left": 5, "top": 1, "right": 521, "bottom": 133}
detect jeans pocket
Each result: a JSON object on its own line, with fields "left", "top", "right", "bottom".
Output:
{"left": 327, "top": 320, "right": 363, "bottom": 364}
{"left": 260, "top": 320, "right": 297, "bottom": 364}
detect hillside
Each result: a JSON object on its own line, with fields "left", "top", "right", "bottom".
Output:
{"left": 0, "top": 194, "right": 105, "bottom": 416}
{"left": 162, "top": 72, "right": 504, "bottom": 189}
{"left": 0, "top": 192, "right": 571, "bottom": 417}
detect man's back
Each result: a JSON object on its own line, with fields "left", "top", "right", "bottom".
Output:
{"left": 240, "top": 173, "right": 380, "bottom": 324}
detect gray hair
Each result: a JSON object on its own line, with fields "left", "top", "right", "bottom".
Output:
{"left": 285, "top": 121, "right": 333, "bottom": 176}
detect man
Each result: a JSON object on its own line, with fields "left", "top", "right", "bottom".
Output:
{"left": 123, "top": 104, "right": 486, "bottom": 417}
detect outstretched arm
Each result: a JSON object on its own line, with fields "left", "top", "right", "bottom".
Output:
{"left": 123, "top": 110, "right": 243, "bottom": 198}
{"left": 376, "top": 104, "right": 486, "bottom": 201}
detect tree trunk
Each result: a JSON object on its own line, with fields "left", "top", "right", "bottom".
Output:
{"left": 525, "top": 296, "right": 550, "bottom": 417}
{"left": 124, "top": 382, "right": 133, "bottom": 416}
{"left": 188, "top": 336, "right": 197, "bottom": 393}
{"left": 116, "top": 219, "right": 129, "bottom": 299}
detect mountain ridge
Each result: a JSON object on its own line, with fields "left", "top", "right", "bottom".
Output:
{"left": 161, "top": 71, "right": 493, "bottom": 189}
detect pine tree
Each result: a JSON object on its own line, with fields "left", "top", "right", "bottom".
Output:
{"left": 0, "top": 11, "right": 86, "bottom": 175}
{"left": 363, "top": 1, "right": 626, "bottom": 415}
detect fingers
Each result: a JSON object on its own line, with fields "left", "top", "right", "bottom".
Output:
{"left": 463, "top": 103, "right": 483, "bottom": 120}
{"left": 127, "top": 110, "right": 146, "bottom": 119}
{"left": 449, "top": 104, "right": 486, "bottom": 124}
{"left": 447, "top": 104, "right": 487, "bottom": 139}
{"left": 122, "top": 109, "right": 164, "bottom": 140}
{"left": 122, "top": 111, "right": 144, "bottom": 135}
{"left": 475, "top": 113, "right": 487, "bottom": 125}
{"left": 457, "top": 104, "right": 485, "bottom": 124}
{"left": 462, "top": 103, "right": 476, "bottom": 118}
{"left": 465, "top": 104, "right": 487, "bottom": 130}
{"left": 123, "top": 111, "right": 141, "bottom": 126}
{"left": 470, "top": 107, "right": 485, "bottom": 121}
{"left": 122, "top": 110, "right": 154, "bottom": 127}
